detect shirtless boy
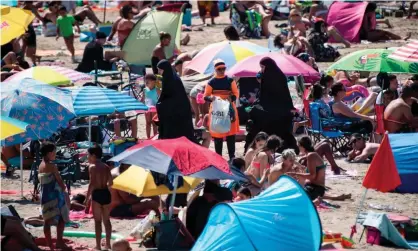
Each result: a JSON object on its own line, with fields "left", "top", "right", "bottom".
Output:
{"left": 347, "top": 133, "right": 380, "bottom": 162}
{"left": 85, "top": 146, "right": 113, "bottom": 250}
{"left": 384, "top": 83, "right": 418, "bottom": 133}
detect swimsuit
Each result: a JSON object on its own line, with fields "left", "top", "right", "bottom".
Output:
{"left": 92, "top": 188, "right": 111, "bottom": 205}
{"left": 304, "top": 164, "right": 326, "bottom": 200}
{"left": 144, "top": 87, "right": 159, "bottom": 106}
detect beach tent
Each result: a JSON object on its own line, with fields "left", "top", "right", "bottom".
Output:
{"left": 122, "top": 9, "right": 183, "bottom": 65}
{"left": 363, "top": 133, "right": 418, "bottom": 194}
{"left": 192, "top": 176, "right": 322, "bottom": 251}
{"left": 327, "top": 1, "right": 369, "bottom": 43}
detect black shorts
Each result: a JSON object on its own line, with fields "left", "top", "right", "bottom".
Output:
{"left": 304, "top": 183, "right": 325, "bottom": 200}
{"left": 25, "top": 25, "right": 36, "bottom": 47}
{"left": 110, "top": 204, "right": 134, "bottom": 218}
{"left": 92, "top": 189, "right": 111, "bottom": 206}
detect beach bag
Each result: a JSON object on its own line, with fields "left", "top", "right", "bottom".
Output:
{"left": 154, "top": 218, "right": 195, "bottom": 250}
{"left": 211, "top": 98, "right": 231, "bottom": 134}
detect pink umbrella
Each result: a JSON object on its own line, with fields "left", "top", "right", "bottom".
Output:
{"left": 227, "top": 53, "right": 320, "bottom": 78}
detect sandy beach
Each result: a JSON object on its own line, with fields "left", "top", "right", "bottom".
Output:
{"left": 1, "top": 4, "right": 418, "bottom": 251}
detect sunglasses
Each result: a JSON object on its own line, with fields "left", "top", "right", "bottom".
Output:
{"left": 291, "top": 14, "right": 300, "bottom": 17}
{"left": 216, "top": 67, "right": 226, "bottom": 71}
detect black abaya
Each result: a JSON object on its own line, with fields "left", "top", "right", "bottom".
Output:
{"left": 245, "top": 57, "right": 298, "bottom": 153}
{"left": 156, "top": 60, "right": 196, "bottom": 142}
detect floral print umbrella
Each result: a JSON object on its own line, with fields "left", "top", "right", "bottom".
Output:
{"left": 1, "top": 78, "right": 75, "bottom": 146}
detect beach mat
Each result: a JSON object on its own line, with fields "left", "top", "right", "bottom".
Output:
{"left": 37, "top": 50, "right": 84, "bottom": 57}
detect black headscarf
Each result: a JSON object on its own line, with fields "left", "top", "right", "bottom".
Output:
{"left": 258, "top": 57, "right": 294, "bottom": 115}
{"left": 156, "top": 60, "right": 195, "bottom": 141}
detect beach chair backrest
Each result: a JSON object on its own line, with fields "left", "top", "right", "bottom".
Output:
{"left": 303, "top": 99, "right": 312, "bottom": 127}
{"left": 309, "top": 102, "right": 322, "bottom": 131}
{"left": 375, "top": 104, "right": 385, "bottom": 134}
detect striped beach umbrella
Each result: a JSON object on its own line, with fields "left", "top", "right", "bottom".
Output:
{"left": 184, "top": 41, "right": 270, "bottom": 75}
{"left": 388, "top": 40, "right": 418, "bottom": 63}
{"left": 5, "top": 66, "right": 92, "bottom": 86}
{"left": 71, "top": 86, "right": 148, "bottom": 116}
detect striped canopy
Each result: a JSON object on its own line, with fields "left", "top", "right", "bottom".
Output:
{"left": 5, "top": 66, "right": 91, "bottom": 86}
{"left": 71, "top": 86, "right": 148, "bottom": 116}
{"left": 388, "top": 40, "right": 418, "bottom": 63}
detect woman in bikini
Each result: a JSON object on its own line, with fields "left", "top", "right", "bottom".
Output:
{"left": 244, "top": 131, "right": 268, "bottom": 169}
{"left": 247, "top": 135, "right": 281, "bottom": 182}
{"left": 108, "top": 5, "right": 135, "bottom": 47}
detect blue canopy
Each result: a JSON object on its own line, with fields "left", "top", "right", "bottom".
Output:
{"left": 192, "top": 176, "right": 322, "bottom": 251}
{"left": 389, "top": 133, "right": 418, "bottom": 193}
{"left": 1, "top": 78, "right": 75, "bottom": 146}
{"left": 71, "top": 86, "right": 148, "bottom": 116}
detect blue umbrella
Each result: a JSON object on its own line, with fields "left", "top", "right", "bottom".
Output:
{"left": 71, "top": 86, "right": 148, "bottom": 116}
{"left": 1, "top": 78, "right": 75, "bottom": 146}
{"left": 1, "top": 78, "right": 75, "bottom": 197}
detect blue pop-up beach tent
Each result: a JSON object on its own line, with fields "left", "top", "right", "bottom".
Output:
{"left": 192, "top": 176, "right": 322, "bottom": 251}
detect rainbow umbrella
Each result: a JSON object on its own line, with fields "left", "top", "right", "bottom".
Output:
{"left": 0, "top": 116, "right": 28, "bottom": 140}
{"left": 184, "top": 41, "right": 270, "bottom": 75}
{"left": 4, "top": 66, "right": 92, "bottom": 86}
{"left": 227, "top": 53, "right": 320, "bottom": 77}
{"left": 1, "top": 5, "right": 34, "bottom": 45}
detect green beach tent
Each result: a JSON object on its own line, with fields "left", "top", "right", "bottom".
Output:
{"left": 122, "top": 9, "right": 183, "bottom": 65}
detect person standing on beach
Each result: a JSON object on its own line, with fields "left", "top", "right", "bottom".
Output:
{"left": 56, "top": 5, "right": 80, "bottom": 63}
{"left": 85, "top": 146, "right": 113, "bottom": 250}
{"left": 198, "top": 1, "right": 219, "bottom": 26}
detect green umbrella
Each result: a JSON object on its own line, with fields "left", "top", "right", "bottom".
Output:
{"left": 327, "top": 49, "right": 418, "bottom": 73}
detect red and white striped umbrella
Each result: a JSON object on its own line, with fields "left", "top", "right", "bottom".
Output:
{"left": 388, "top": 40, "right": 418, "bottom": 63}
{"left": 5, "top": 66, "right": 91, "bottom": 86}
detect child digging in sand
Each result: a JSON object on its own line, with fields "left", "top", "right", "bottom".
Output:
{"left": 85, "top": 146, "right": 113, "bottom": 250}
{"left": 56, "top": 5, "right": 80, "bottom": 63}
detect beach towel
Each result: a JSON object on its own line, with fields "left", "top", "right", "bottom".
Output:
{"left": 39, "top": 173, "right": 70, "bottom": 225}
{"left": 361, "top": 212, "right": 418, "bottom": 249}
{"left": 326, "top": 2, "right": 369, "bottom": 43}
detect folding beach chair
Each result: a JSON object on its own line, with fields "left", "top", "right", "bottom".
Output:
{"left": 54, "top": 148, "right": 81, "bottom": 195}
{"left": 308, "top": 102, "right": 351, "bottom": 156}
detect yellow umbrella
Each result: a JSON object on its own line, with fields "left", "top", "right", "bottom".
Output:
{"left": 112, "top": 165, "right": 202, "bottom": 197}
{"left": 1, "top": 5, "right": 35, "bottom": 45}
{"left": 0, "top": 116, "right": 29, "bottom": 140}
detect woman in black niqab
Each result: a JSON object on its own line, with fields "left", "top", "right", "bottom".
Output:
{"left": 156, "top": 60, "right": 195, "bottom": 142}
{"left": 245, "top": 57, "right": 298, "bottom": 153}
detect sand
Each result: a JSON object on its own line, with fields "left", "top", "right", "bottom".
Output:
{"left": 1, "top": 4, "right": 418, "bottom": 251}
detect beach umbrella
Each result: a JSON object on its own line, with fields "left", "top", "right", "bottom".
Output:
{"left": 227, "top": 53, "right": 320, "bottom": 78}
{"left": 1, "top": 78, "right": 75, "bottom": 146}
{"left": 1, "top": 78, "right": 75, "bottom": 197}
{"left": 0, "top": 116, "right": 28, "bottom": 140}
{"left": 71, "top": 86, "right": 148, "bottom": 116}
{"left": 110, "top": 137, "right": 245, "bottom": 180}
{"left": 388, "top": 40, "right": 418, "bottom": 63}
{"left": 112, "top": 165, "right": 202, "bottom": 197}
{"left": 184, "top": 41, "right": 270, "bottom": 75}
{"left": 0, "top": 5, "right": 34, "bottom": 45}
{"left": 327, "top": 48, "right": 418, "bottom": 73}
{"left": 4, "top": 66, "right": 92, "bottom": 86}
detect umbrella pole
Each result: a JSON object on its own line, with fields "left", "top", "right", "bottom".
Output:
{"left": 88, "top": 116, "right": 92, "bottom": 147}
{"left": 168, "top": 175, "right": 179, "bottom": 219}
{"left": 103, "top": 0, "right": 107, "bottom": 23}
{"left": 20, "top": 143, "right": 23, "bottom": 198}
{"left": 350, "top": 188, "right": 368, "bottom": 239}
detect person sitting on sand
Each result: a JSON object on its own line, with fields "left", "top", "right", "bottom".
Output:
{"left": 1, "top": 144, "right": 34, "bottom": 172}
{"left": 151, "top": 32, "right": 181, "bottom": 74}
{"left": 233, "top": 187, "right": 252, "bottom": 202}
{"left": 1, "top": 215, "right": 42, "bottom": 251}
{"left": 384, "top": 82, "right": 418, "bottom": 133}
{"left": 107, "top": 5, "right": 135, "bottom": 47}
{"left": 76, "top": 31, "right": 118, "bottom": 73}
{"left": 360, "top": 2, "right": 411, "bottom": 42}
{"left": 109, "top": 164, "right": 160, "bottom": 218}
{"left": 247, "top": 135, "right": 281, "bottom": 182}
{"left": 85, "top": 146, "right": 113, "bottom": 250}
{"left": 38, "top": 142, "right": 70, "bottom": 251}
{"left": 347, "top": 133, "right": 380, "bottom": 163}
{"left": 224, "top": 25, "right": 240, "bottom": 41}
{"left": 244, "top": 132, "right": 268, "bottom": 169}
{"left": 376, "top": 74, "right": 400, "bottom": 106}
{"left": 268, "top": 148, "right": 297, "bottom": 186}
